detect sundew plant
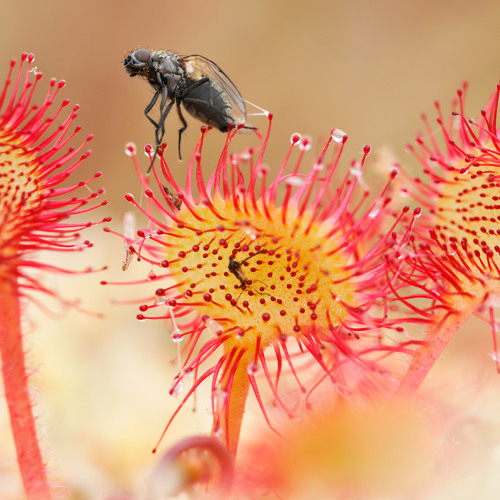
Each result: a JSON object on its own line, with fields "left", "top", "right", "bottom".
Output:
{"left": 1, "top": 51, "right": 499, "bottom": 499}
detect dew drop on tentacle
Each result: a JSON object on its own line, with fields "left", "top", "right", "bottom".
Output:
{"left": 331, "top": 128, "right": 347, "bottom": 143}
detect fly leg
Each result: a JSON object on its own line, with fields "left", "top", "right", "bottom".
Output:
{"left": 156, "top": 91, "right": 174, "bottom": 149}
{"left": 175, "top": 101, "right": 188, "bottom": 161}
{"left": 147, "top": 89, "right": 174, "bottom": 172}
{"left": 144, "top": 91, "right": 160, "bottom": 173}
{"left": 144, "top": 90, "right": 160, "bottom": 130}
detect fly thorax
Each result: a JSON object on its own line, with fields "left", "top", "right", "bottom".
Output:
{"left": 155, "top": 58, "right": 183, "bottom": 94}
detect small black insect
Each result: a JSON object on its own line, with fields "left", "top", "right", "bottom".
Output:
{"left": 228, "top": 249, "right": 267, "bottom": 291}
{"left": 123, "top": 48, "right": 250, "bottom": 167}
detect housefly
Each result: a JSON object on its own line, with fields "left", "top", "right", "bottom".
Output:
{"left": 123, "top": 48, "right": 250, "bottom": 167}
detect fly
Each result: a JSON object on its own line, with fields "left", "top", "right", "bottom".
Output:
{"left": 228, "top": 249, "right": 267, "bottom": 291}
{"left": 123, "top": 48, "right": 251, "bottom": 168}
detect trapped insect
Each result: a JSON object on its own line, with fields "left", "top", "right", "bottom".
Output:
{"left": 123, "top": 48, "right": 251, "bottom": 167}
{"left": 228, "top": 249, "right": 267, "bottom": 291}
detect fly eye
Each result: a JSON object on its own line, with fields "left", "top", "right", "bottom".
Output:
{"left": 133, "top": 49, "right": 151, "bottom": 64}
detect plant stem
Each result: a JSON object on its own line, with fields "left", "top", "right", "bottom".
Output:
{"left": 215, "top": 355, "right": 251, "bottom": 458}
{"left": 0, "top": 279, "right": 53, "bottom": 500}
{"left": 397, "top": 291, "right": 482, "bottom": 394}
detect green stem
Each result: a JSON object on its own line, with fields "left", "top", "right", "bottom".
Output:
{"left": 0, "top": 279, "right": 53, "bottom": 500}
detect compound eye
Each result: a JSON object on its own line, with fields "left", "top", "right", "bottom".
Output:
{"left": 132, "top": 49, "right": 151, "bottom": 64}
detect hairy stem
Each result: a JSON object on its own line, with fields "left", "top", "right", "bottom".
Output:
{"left": 0, "top": 279, "right": 53, "bottom": 500}
{"left": 398, "top": 290, "right": 482, "bottom": 394}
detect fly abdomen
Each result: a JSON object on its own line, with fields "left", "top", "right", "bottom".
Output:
{"left": 181, "top": 80, "right": 234, "bottom": 131}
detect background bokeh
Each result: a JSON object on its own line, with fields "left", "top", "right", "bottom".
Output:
{"left": 1, "top": 0, "right": 500, "bottom": 498}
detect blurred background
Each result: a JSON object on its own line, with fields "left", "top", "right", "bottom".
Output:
{"left": 1, "top": 0, "right": 500, "bottom": 498}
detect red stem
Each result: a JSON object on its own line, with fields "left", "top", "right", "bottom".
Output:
{"left": 397, "top": 291, "right": 482, "bottom": 394}
{"left": 0, "top": 279, "right": 53, "bottom": 500}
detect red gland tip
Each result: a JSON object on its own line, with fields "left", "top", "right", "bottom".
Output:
{"left": 300, "top": 136, "right": 312, "bottom": 151}
{"left": 124, "top": 142, "right": 136, "bottom": 156}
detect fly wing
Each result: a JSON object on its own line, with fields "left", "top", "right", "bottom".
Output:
{"left": 181, "top": 55, "right": 247, "bottom": 126}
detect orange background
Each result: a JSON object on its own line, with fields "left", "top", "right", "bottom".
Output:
{"left": 1, "top": 0, "right": 500, "bottom": 498}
